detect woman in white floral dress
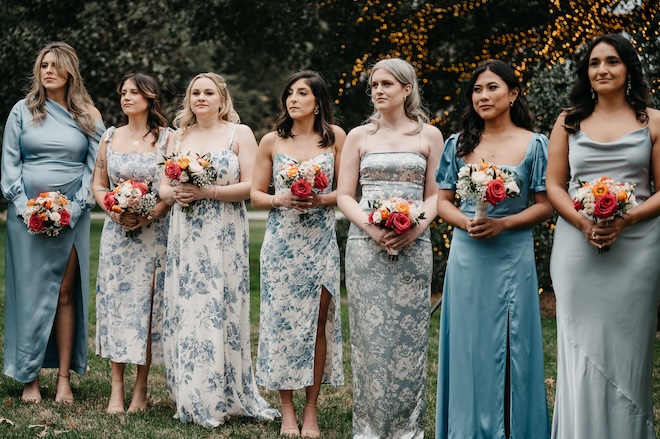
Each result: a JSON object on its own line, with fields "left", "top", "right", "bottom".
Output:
{"left": 251, "top": 71, "right": 346, "bottom": 438}
{"left": 93, "top": 73, "right": 171, "bottom": 414}
{"left": 159, "top": 72, "right": 277, "bottom": 428}
{"left": 337, "top": 58, "right": 443, "bottom": 438}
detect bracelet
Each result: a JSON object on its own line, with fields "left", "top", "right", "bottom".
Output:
{"left": 212, "top": 185, "right": 217, "bottom": 199}
{"left": 270, "top": 195, "right": 278, "bottom": 208}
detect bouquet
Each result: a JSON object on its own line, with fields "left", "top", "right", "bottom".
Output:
{"left": 22, "top": 191, "right": 72, "bottom": 236}
{"left": 277, "top": 158, "right": 329, "bottom": 221}
{"left": 456, "top": 161, "right": 520, "bottom": 219}
{"left": 103, "top": 179, "right": 158, "bottom": 237}
{"left": 162, "top": 151, "right": 218, "bottom": 213}
{"left": 573, "top": 176, "right": 637, "bottom": 253}
{"left": 367, "top": 196, "right": 426, "bottom": 261}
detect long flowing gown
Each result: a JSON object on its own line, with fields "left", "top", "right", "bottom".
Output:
{"left": 550, "top": 126, "right": 660, "bottom": 439}
{"left": 95, "top": 127, "right": 170, "bottom": 365}
{"left": 256, "top": 151, "right": 344, "bottom": 389}
{"left": 1, "top": 99, "right": 103, "bottom": 382}
{"left": 435, "top": 133, "right": 550, "bottom": 439}
{"left": 162, "top": 125, "right": 278, "bottom": 428}
{"left": 345, "top": 149, "right": 433, "bottom": 439}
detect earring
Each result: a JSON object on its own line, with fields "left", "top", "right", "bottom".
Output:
{"left": 591, "top": 88, "right": 596, "bottom": 100}
{"left": 626, "top": 79, "right": 631, "bottom": 96}
{"left": 314, "top": 108, "right": 319, "bottom": 115}
{"left": 509, "top": 101, "right": 514, "bottom": 107}
{"left": 404, "top": 95, "right": 407, "bottom": 101}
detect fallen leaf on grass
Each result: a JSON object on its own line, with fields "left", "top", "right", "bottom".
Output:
{"left": 0, "top": 417, "right": 15, "bottom": 426}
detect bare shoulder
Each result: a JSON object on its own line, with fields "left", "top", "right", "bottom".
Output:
{"left": 235, "top": 122, "right": 256, "bottom": 136}
{"left": 346, "top": 124, "right": 368, "bottom": 141}
{"left": 258, "top": 131, "right": 277, "bottom": 149}
{"left": 646, "top": 108, "right": 660, "bottom": 143}
{"left": 422, "top": 123, "right": 444, "bottom": 141}
{"left": 331, "top": 124, "right": 347, "bottom": 139}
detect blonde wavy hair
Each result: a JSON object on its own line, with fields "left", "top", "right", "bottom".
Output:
{"left": 25, "top": 42, "right": 97, "bottom": 136}
{"left": 366, "top": 58, "right": 429, "bottom": 135}
{"left": 174, "top": 72, "right": 240, "bottom": 134}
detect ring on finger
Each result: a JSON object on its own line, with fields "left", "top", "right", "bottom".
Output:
{"left": 591, "top": 230, "right": 596, "bottom": 240}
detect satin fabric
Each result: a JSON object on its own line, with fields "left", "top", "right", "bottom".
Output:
{"left": 435, "top": 133, "right": 550, "bottom": 439}
{"left": 2, "top": 99, "right": 103, "bottom": 382}
{"left": 551, "top": 127, "right": 660, "bottom": 438}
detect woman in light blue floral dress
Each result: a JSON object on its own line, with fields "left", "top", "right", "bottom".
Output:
{"left": 159, "top": 73, "right": 277, "bottom": 428}
{"left": 337, "top": 58, "right": 443, "bottom": 438}
{"left": 93, "top": 74, "right": 171, "bottom": 414}
{"left": 252, "top": 71, "right": 346, "bottom": 438}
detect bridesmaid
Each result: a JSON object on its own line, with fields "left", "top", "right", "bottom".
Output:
{"left": 92, "top": 73, "right": 171, "bottom": 413}
{"left": 547, "top": 33, "right": 660, "bottom": 438}
{"left": 435, "top": 59, "right": 551, "bottom": 438}
{"left": 1, "top": 41, "right": 104, "bottom": 403}
{"left": 159, "top": 72, "right": 278, "bottom": 427}
{"left": 336, "top": 58, "right": 443, "bottom": 438}
{"left": 252, "top": 70, "right": 346, "bottom": 438}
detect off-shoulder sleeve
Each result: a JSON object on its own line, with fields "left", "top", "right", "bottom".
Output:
{"left": 435, "top": 133, "right": 460, "bottom": 190}
{"left": 529, "top": 133, "right": 548, "bottom": 193}
{"left": 1, "top": 101, "right": 29, "bottom": 215}
{"left": 69, "top": 120, "right": 105, "bottom": 227}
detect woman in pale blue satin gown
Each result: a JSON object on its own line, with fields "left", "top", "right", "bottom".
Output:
{"left": 435, "top": 60, "right": 551, "bottom": 439}
{"left": 1, "top": 42, "right": 104, "bottom": 403}
{"left": 547, "top": 33, "right": 660, "bottom": 439}
{"left": 92, "top": 73, "right": 172, "bottom": 414}
{"left": 252, "top": 71, "right": 346, "bottom": 438}
{"left": 337, "top": 58, "right": 443, "bottom": 439}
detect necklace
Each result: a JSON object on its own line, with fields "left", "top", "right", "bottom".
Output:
{"left": 380, "top": 119, "right": 410, "bottom": 130}
{"left": 128, "top": 130, "right": 148, "bottom": 146}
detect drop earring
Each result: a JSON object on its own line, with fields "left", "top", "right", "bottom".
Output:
{"left": 314, "top": 108, "right": 319, "bottom": 115}
{"left": 626, "top": 79, "right": 631, "bottom": 96}
{"left": 591, "top": 88, "right": 596, "bottom": 100}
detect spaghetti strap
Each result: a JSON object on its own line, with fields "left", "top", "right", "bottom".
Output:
{"left": 173, "top": 129, "right": 183, "bottom": 153}
{"left": 360, "top": 131, "right": 369, "bottom": 158}
{"left": 104, "top": 126, "right": 116, "bottom": 152}
{"left": 228, "top": 124, "right": 237, "bottom": 152}
{"left": 418, "top": 132, "right": 425, "bottom": 156}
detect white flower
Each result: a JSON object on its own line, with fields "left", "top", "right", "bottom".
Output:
{"left": 471, "top": 171, "right": 490, "bottom": 185}
{"left": 372, "top": 210, "right": 382, "bottom": 223}
{"left": 409, "top": 204, "right": 421, "bottom": 220}
{"left": 115, "top": 195, "right": 129, "bottom": 208}
{"left": 188, "top": 160, "right": 204, "bottom": 175}
{"left": 504, "top": 179, "right": 520, "bottom": 195}
{"left": 180, "top": 173, "right": 189, "bottom": 183}
{"left": 457, "top": 165, "right": 471, "bottom": 179}
{"left": 49, "top": 211, "right": 61, "bottom": 222}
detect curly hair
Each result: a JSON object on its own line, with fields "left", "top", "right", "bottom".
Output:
{"left": 117, "top": 73, "right": 170, "bottom": 146}
{"left": 563, "top": 33, "right": 649, "bottom": 133}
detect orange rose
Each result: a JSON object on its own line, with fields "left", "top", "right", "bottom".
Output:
{"left": 313, "top": 164, "right": 320, "bottom": 172}
{"left": 39, "top": 192, "right": 48, "bottom": 198}
{"left": 197, "top": 158, "right": 210, "bottom": 167}
{"left": 27, "top": 199, "right": 35, "bottom": 206}
{"left": 111, "top": 205, "right": 123, "bottom": 213}
{"left": 591, "top": 182, "right": 609, "bottom": 198}
{"left": 288, "top": 167, "right": 299, "bottom": 178}
{"left": 617, "top": 191, "right": 628, "bottom": 202}
{"left": 59, "top": 197, "right": 67, "bottom": 205}
{"left": 395, "top": 202, "right": 410, "bottom": 216}
{"left": 44, "top": 200, "right": 52, "bottom": 209}
{"left": 178, "top": 157, "right": 190, "bottom": 170}
{"left": 378, "top": 207, "right": 389, "bottom": 220}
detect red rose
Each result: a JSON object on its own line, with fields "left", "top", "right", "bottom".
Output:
{"left": 367, "top": 210, "right": 375, "bottom": 224}
{"left": 131, "top": 180, "right": 149, "bottom": 195}
{"left": 59, "top": 208, "right": 71, "bottom": 226}
{"left": 290, "top": 179, "right": 312, "bottom": 197}
{"left": 385, "top": 212, "right": 412, "bottom": 234}
{"left": 485, "top": 179, "right": 507, "bottom": 206}
{"left": 28, "top": 214, "right": 44, "bottom": 232}
{"left": 573, "top": 198, "right": 584, "bottom": 211}
{"left": 165, "top": 161, "right": 182, "bottom": 180}
{"left": 314, "top": 171, "right": 329, "bottom": 191}
{"left": 103, "top": 192, "right": 117, "bottom": 212}
{"left": 593, "top": 193, "right": 618, "bottom": 219}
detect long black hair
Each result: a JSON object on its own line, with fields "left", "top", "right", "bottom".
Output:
{"left": 274, "top": 70, "right": 336, "bottom": 148}
{"left": 563, "top": 33, "right": 649, "bottom": 133}
{"left": 456, "top": 59, "right": 533, "bottom": 158}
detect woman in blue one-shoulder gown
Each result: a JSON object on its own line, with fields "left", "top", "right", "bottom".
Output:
{"left": 435, "top": 60, "right": 551, "bottom": 439}
{"left": 1, "top": 42, "right": 104, "bottom": 404}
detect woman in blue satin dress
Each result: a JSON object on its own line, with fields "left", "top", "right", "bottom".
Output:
{"left": 547, "top": 33, "right": 660, "bottom": 439}
{"left": 435, "top": 60, "right": 552, "bottom": 439}
{"left": 1, "top": 42, "right": 104, "bottom": 404}
{"left": 337, "top": 58, "right": 443, "bottom": 439}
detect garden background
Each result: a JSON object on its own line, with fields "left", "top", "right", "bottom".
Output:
{"left": 0, "top": 0, "right": 659, "bottom": 437}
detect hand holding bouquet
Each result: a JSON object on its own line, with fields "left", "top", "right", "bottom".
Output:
{"left": 23, "top": 191, "right": 72, "bottom": 236}
{"left": 162, "top": 151, "right": 218, "bottom": 213}
{"left": 277, "top": 158, "right": 329, "bottom": 221}
{"left": 456, "top": 161, "right": 520, "bottom": 219}
{"left": 103, "top": 179, "right": 158, "bottom": 237}
{"left": 573, "top": 176, "right": 637, "bottom": 253}
{"left": 367, "top": 196, "right": 426, "bottom": 261}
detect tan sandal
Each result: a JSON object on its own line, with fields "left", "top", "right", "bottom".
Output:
{"left": 280, "top": 402, "right": 300, "bottom": 437}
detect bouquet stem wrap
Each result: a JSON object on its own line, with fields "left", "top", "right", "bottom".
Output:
{"left": 474, "top": 199, "right": 488, "bottom": 220}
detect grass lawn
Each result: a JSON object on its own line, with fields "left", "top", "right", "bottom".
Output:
{"left": 0, "top": 219, "right": 658, "bottom": 438}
